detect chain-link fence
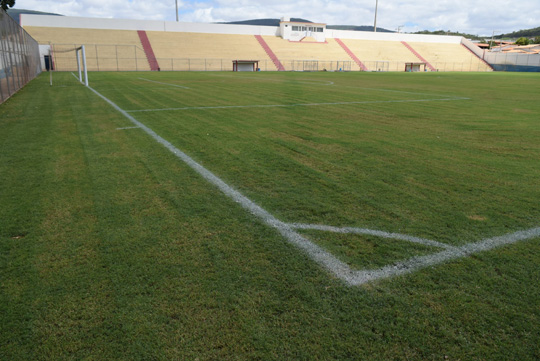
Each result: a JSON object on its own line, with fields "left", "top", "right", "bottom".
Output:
{"left": 51, "top": 44, "right": 149, "bottom": 71}
{"left": 47, "top": 40, "right": 494, "bottom": 73}
{"left": 0, "top": 9, "right": 41, "bottom": 104}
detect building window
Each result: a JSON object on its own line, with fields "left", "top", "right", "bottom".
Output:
{"left": 292, "top": 26, "right": 300, "bottom": 31}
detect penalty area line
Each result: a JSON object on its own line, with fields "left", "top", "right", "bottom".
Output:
{"left": 289, "top": 223, "right": 455, "bottom": 250}
{"left": 138, "top": 77, "right": 190, "bottom": 89}
{"left": 116, "top": 126, "right": 140, "bottom": 130}
{"left": 126, "top": 97, "right": 470, "bottom": 113}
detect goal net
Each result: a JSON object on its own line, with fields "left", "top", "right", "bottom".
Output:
{"left": 48, "top": 44, "right": 88, "bottom": 87}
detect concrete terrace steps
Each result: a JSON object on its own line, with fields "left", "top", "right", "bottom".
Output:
{"left": 401, "top": 41, "right": 436, "bottom": 71}
{"left": 254, "top": 35, "right": 285, "bottom": 71}
{"left": 334, "top": 38, "right": 368, "bottom": 71}
{"left": 137, "top": 30, "right": 160, "bottom": 71}
{"left": 461, "top": 44, "right": 494, "bottom": 71}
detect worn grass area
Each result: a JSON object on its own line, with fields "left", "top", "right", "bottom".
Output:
{"left": 1, "top": 71, "right": 539, "bottom": 360}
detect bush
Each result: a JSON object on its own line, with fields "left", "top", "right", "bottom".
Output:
{"left": 515, "top": 37, "right": 530, "bottom": 45}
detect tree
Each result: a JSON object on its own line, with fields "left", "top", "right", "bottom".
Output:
{"left": 533, "top": 36, "right": 540, "bottom": 44}
{"left": 1, "top": 0, "right": 15, "bottom": 11}
{"left": 515, "top": 37, "right": 530, "bottom": 46}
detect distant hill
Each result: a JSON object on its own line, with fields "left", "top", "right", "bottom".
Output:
{"left": 6, "top": 9, "right": 62, "bottom": 24}
{"left": 496, "top": 27, "right": 540, "bottom": 39}
{"left": 413, "top": 27, "right": 540, "bottom": 41}
{"left": 221, "top": 18, "right": 393, "bottom": 32}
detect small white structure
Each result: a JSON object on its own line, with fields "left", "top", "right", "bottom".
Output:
{"left": 232, "top": 60, "right": 259, "bottom": 71}
{"left": 405, "top": 62, "right": 427, "bottom": 72}
{"left": 279, "top": 16, "right": 326, "bottom": 43}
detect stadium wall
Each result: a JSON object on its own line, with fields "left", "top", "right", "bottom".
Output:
{"left": 20, "top": 14, "right": 279, "bottom": 36}
{"left": 483, "top": 52, "right": 540, "bottom": 72}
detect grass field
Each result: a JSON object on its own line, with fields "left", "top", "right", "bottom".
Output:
{"left": 1, "top": 70, "right": 539, "bottom": 359}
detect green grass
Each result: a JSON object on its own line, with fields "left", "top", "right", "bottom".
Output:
{"left": 1, "top": 71, "right": 539, "bottom": 360}
{"left": 298, "top": 230, "right": 441, "bottom": 269}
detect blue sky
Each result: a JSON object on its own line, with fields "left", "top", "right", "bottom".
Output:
{"left": 14, "top": 0, "right": 540, "bottom": 35}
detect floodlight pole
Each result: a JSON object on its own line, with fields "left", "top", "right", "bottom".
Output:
{"left": 373, "top": 0, "right": 378, "bottom": 32}
{"left": 175, "top": 0, "right": 179, "bottom": 22}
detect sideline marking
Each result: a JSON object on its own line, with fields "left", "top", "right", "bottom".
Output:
{"left": 116, "top": 126, "right": 140, "bottom": 130}
{"left": 138, "top": 77, "right": 190, "bottom": 89}
{"left": 349, "top": 227, "right": 540, "bottom": 285}
{"left": 126, "top": 97, "right": 470, "bottom": 113}
{"left": 88, "top": 85, "right": 538, "bottom": 286}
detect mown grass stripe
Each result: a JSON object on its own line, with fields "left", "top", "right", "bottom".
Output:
{"left": 88, "top": 82, "right": 539, "bottom": 286}
{"left": 88, "top": 85, "right": 358, "bottom": 285}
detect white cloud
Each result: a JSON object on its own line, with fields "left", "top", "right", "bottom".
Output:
{"left": 14, "top": 0, "right": 540, "bottom": 35}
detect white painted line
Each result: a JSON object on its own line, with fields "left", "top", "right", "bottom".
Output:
{"left": 87, "top": 85, "right": 538, "bottom": 287}
{"left": 116, "top": 126, "right": 140, "bottom": 130}
{"left": 126, "top": 97, "right": 470, "bottom": 113}
{"left": 348, "top": 227, "right": 540, "bottom": 285}
{"left": 209, "top": 73, "right": 335, "bottom": 86}
{"left": 289, "top": 223, "right": 455, "bottom": 250}
{"left": 138, "top": 77, "right": 190, "bottom": 89}
{"left": 98, "top": 87, "right": 185, "bottom": 91}
{"left": 209, "top": 73, "right": 460, "bottom": 98}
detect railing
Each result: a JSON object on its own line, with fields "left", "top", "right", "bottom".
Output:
{"left": 0, "top": 9, "right": 41, "bottom": 104}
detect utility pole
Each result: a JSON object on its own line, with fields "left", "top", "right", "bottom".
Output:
{"left": 374, "top": 0, "right": 378, "bottom": 32}
{"left": 490, "top": 30, "right": 499, "bottom": 49}
{"left": 175, "top": 0, "right": 179, "bottom": 22}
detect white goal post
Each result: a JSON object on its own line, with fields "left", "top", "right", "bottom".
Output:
{"left": 48, "top": 44, "right": 88, "bottom": 86}
{"left": 76, "top": 46, "right": 88, "bottom": 86}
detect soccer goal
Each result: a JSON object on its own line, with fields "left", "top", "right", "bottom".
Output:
{"left": 48, "top": 44, "right": 88, "bottom": 87}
